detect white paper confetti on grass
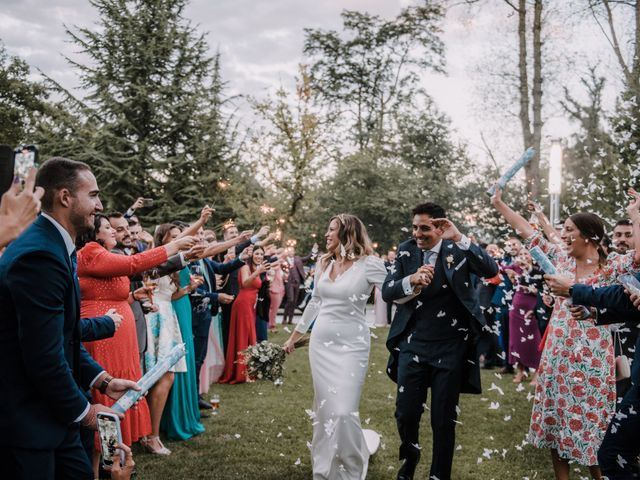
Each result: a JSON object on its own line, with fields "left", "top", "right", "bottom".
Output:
{"left": 234, "top": 433, "right": 241, "bottom": 439}
{"left": 294, "top": 458, "right": 301, "bottom": 466}
{"left": 488, "top": 402, "right": 500, "bottom": 410}
{"left": 488, "top": 382, "right": 504, "bottom": 396}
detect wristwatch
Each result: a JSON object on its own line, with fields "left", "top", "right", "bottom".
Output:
{"left": 568, "top": 285, "right": 574, "bottom": 298}
{"left": 97, "top": 374, "right": 113, "bottom": 394}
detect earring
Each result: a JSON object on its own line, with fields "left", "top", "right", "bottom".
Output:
{"left": 340, "top": 243, "right": 347, "bottom": 258}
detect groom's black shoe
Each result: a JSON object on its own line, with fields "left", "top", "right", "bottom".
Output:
{"left": 397, "top": 458, "right": 418, "bottom": 480}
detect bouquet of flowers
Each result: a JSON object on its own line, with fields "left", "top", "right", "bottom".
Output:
{"left": 240, "top": 341, "right": 286, "bottom": 382}
{"left": 240, "top": 337, "right": 310, "bottom": 384}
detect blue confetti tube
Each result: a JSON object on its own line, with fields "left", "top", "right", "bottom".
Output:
{"left": 111, "top": 343, "right": 186, "bottom": 414}
{"left": 486, "top": 147, "right": 536, "bottom": 196}
{"left": 619, "top": 274, "right": 640, "bottom": 296}
{"left": 529, "top": 246, "right": 557, "bottom": 275}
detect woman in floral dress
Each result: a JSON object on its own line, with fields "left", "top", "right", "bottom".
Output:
{"left": 492, "top": 186, "right": 640, "bottom": 479}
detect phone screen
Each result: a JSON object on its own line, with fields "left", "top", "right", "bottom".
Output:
{"left": 14, "top": 149, "right": 36, "bottom": 180}
{"left": 97, "top": 414, "right": 120, "bottom": 467}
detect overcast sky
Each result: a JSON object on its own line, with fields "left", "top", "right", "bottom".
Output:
{"left": 0, "top": 0, "right": 627, "bottom": 165}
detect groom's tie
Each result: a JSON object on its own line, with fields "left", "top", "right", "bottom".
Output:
{"left": 422, "top": 250, "right": 435, "bottom": 266}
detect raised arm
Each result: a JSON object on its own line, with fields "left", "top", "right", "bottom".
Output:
{"left": 203, "top": 232, "right": 252, "bottom": 258}
{"left": 79, "top": 244, "right": 168, "bottom": 278}
{"left": 490, "top": 186, "right": 536, "bottom": 240}
{"left": 178, "top": 205, "right": 214, "bottom": 239}
{"left": 528, "top": 196, "right": 561, "bottom": 244}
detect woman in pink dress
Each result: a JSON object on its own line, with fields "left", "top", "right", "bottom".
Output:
{"left": 492, "top": 186, "right": 640, "bottom": 479}
{"left": 268, "top": 261, "right": 286, "bottom": 333}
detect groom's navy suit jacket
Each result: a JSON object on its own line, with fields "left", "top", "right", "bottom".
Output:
{"left": 0, "top": 215, "right": 103, "bottom": 450}
{"left": 382, "top": 238, "right": 498, "bottom": 393}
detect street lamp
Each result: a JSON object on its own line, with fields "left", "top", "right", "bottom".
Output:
{"left": 548, "top": 140, "right": 563, "bottom": 226}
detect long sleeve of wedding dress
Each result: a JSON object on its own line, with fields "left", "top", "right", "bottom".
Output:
{"left": 294, "top": 267, "right": 322, "bottom": 335}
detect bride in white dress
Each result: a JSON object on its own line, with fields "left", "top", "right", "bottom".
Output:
{"left": 284, "top": 214, "right": 388, "bottom": 480}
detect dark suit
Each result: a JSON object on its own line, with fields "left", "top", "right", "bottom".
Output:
{"left": 0, "top": 215, "right": 104, "bottom": 479}
{"left": 572, "top": 282, "right": 640, "bottom": 480}
{"left": 283, "top": 252, "right": 316, "bottom": 324}
{"left": 191, "top": 257, "right": 244, "bottom": 385}
{"left": 79, "top": 316, "right": 115, "bottom": 342}
{"left": 382, "top": 238, "right": 498, "bottom": 480}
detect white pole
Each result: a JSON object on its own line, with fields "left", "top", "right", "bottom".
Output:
{"left": 548, "top": 141, "right": 563, "bottom": 225}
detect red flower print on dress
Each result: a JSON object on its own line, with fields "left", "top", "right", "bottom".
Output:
{"left": 569, "top": 418, "right": 583, "bottom": 431}
{"left": 572, "top": 385, "right": 586, "bottom": 397}
{"left": 586, "top": 328, "right": 600, "bottom": 340}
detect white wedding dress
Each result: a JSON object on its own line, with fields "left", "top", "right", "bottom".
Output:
{"left": 295, "top": 255, "right": 387, "bottom": 479}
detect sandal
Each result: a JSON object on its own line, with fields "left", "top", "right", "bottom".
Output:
{"left": 141, "top": 435, "right": 171, "bottom": 455}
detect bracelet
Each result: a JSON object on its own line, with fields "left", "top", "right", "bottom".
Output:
{"left": 97, "top": 374, "right": 113, "bottom": 394}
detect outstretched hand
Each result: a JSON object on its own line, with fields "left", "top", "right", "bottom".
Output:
{"left": 544, "top": 274, "right": 573, "bottom": 297}
{"left": 626, "top": 188, "right": 640, "bottom": 222}
{"left": 490, "top": 185, "right": 503, "bottom": 206}
{"left": 199, "top": 205, "right": 214, "bottom": 224}
{"left": 105, "top": 378, "right": 141, "bottom": 401}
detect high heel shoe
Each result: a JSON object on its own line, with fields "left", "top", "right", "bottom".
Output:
{"left": 141, "top": 435, "right": 171, "bottom": 455}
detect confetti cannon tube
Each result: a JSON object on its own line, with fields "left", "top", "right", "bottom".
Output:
{"left": 486, "top": 147, "right": 536, "bottom": 196}
{"left": 529, "top": 246, "right": 557, "bottom": 275}
{"left": 619, "top": 274, "right": 640, "bottom": 296}
{"left": 111, "top": 343, "right": 186, "bottom": 414}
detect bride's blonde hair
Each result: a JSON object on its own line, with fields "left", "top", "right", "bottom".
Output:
{"left": 319, "top": 214, "right": 374, "bottom": 272}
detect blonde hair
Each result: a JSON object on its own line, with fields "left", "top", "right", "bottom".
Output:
{"left": 319, "top": 214, "right": 374, "bottom": 272}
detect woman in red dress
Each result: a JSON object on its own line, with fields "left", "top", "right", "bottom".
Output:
{"left": 78, "top": 214, "right": 193, "bottom": 470}
{"left": 219, "top": 246, "right": 268, "bottom": 384}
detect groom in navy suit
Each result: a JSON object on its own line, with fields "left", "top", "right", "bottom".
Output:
{"left": 0, "top": 158, "right": 139, "bottom": 479}
{"left": 383, "top": 202, "right": 498, "bottom": 480}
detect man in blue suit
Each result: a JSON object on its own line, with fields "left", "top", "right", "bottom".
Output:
{"left": 546, "top": 274, "right": 640, "bottom": 480}
{"left": 0, "top": 157, "right": 139, "bottom": 479}
{"left": 382, "top": 202, "right": 498, "bottom": 480}
{"left": 190, "top": 227, "right": 247, "bottom": 410}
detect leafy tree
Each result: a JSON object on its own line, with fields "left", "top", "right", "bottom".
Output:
{"left": 57, "top": 0, "right": 239, "bottom": 222}
{"left": 303, "top": 2, "right": 445, "bottom": 152}
{"left": 0, "top": 41, "right": 49, "bottom": 146}
{"left": 247, "top": 66, "right": 336, "bottom": 241}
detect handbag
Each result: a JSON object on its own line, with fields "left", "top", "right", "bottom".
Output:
{"left": 255, "top": 275, "right": 271, "bottom": 320}
{"left": 614, "top": 330, "right": 631, "bottom": 381}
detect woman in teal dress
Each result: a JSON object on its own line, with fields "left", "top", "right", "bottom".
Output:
{"left": 160, "top": 267, "right": 205, "bottom": 440}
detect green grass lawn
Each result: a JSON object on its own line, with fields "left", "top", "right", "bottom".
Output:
{"left": 133, "top": 327, "right": 594, "bottom": 479}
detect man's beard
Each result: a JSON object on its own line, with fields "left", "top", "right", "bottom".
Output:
{"left": 615, "top": 243, "right": 629, "bottom": 254}
{"left": 70, "top": 208, "right": 94, "bottom": 236}
{"left": 118, "top": 237, "right": 132, "bottom": 249}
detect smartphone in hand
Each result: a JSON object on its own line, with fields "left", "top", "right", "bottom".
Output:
{"left": 97, "top": 412, "right": 124, "bottom": 470}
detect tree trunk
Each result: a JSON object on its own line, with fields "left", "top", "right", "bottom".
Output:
{"left": 634, "top": 0, "right": 640, "bottom": 96}
{"left": 529, "top": 0, "right": 543, "bottom": 198}
{"left": 516, "top": 0, "right": 535, "bottom": 194}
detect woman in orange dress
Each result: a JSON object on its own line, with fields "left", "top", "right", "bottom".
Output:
{"left": 78, "top": 214, "right": 192, "bottom": 470}
{"left": 219, "top": 246, "right": 267, "bottom": 384}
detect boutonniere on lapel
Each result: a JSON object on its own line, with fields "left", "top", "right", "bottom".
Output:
{"left": 445, "top": 255, "right": 454, "bottom": 269}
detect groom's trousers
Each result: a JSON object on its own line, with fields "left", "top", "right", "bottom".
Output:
{"left": 395, "top": 336, "right": 467, "bottom": 480}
